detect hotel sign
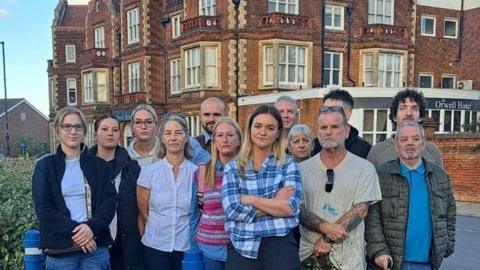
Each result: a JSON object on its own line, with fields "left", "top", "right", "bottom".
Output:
{"left": 428, "top": 98, "right": 479, "bottom": 110}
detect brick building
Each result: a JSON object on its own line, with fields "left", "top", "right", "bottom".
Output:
{"left": 48, "top": 0, "right": 480, "bottom": 148}
{"left": 0, "top": 99, "right": 50, "bottom": 157}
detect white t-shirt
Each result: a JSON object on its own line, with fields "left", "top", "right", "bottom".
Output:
{"left": 61, "top": 158, "right": 87, "bottom": 223}
{"left": 299, "top": 152, "right": 382, "bottom": 270}
{"left": 137, "top": 158, "right": 197, "bottom": 252}
{"left": 127, "top": 137, "right": 161, "bottom": 167}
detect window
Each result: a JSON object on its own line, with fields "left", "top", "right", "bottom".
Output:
{"left": 186, "top": 116, "right": 202, "bottom": 137}
{"left": 421, "top": 16, "right": 436, "bottom": 36}
{"left": 127, "top": 8, "right": 140, "bottom": 44}
{"left": 205, "top": 47, "right": 217, "bottom": 87}
{"left": 170, "top": 59, "right": 181, "bottom": 94}
{"left": 378, "top": 53, "right": 402, "bottom": 87}
{"left": 363, "top": 54, "right": 373, "bottom": 86}
{"left": 278, "top": 45, "right": 306, "bottom": 85}
{"left": 86, "top": 123, "right": 95, "bottom": 147}
{"left": 430, "top": 110, "right": 441, "bottom": 132}
{"left": 95, "top": 1, "right": 100, "bottom": 12}
{"left": 419, "top": 73, "right": 433, "bottom": 88}
{"left": 264, "top": 46, "right": 274, "bottom": 85}
{"left": 65, "top": 45, "right": 76, "bottom": 63}
{"left": 325, "top": 5, "right": 344, "bottom": 30}
{"left": 199, "top": 0, "right": 216, "bottom": 16}
{"left": 83, "top": 73, "right": 93, "bottom": 103}
{"left": 185, "top": 47, "right": 200, "bottom": 88}
{"left": 172, "top": 14, "right": 181, "bottom": 39}
{"left": 128, "top": 62, "right": 141, "bottom": 93}
{"left": 267, "top": 0, "right": 298, "bottom": 14}
{"left": 441, "top": 75, "right": 455, "bottom": 89}
{"left": 367, "top": 0, "right": 393, "bottom": 25}
{"left": 444, "top": 19, "right": 458, "bottom": 38}
{"left": 363, "top": 109, "right": 388, "bottom": 144}
{"left": 49, "top": 77, "right": 56, "bottom": 107}
{"left": 66, "top": 78, "right": 77, "bottom": 106}
{"left": 94, "top": 26, "right": 105, "bottom": 48}
{"left": 323, "top": 52, "right": 342, "bottom": 86}
{"left": 96, "top": 71, "right": 107, "bottom": 102}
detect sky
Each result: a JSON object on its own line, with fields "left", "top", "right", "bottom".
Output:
{"left": 0, "top": 0, "right": 88, "bottom": 116}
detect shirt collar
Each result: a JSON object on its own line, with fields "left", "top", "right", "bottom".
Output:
{"left": 203, "top": 131, "right": 212, "bottom": 144}
{"left": 215, "top": 159, "right": 224, "bottom": 172}
{"left": 400, "top": 160, "right": 425, "bottom": 175}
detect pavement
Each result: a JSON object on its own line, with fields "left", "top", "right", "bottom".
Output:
{"left": 456, "top": 201, "right": 480, "bottom": 217}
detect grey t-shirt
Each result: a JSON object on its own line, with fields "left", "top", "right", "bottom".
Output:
{"left": 299, "top": 152, "right": 382, "bottom": 269}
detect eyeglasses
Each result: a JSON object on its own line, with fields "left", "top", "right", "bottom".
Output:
{"left": 60, "top": 124, "right": 85, "bottom": 132}
{"left": 133, "top": 119, "right": 156, "bottom": 128}
{"left": 325, "top": 169, "right": 334, "bottom": 193}
{"left": 319, "top": 106, "right": 345, "bottom": 114}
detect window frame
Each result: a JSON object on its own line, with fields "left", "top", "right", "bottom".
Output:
{"left": 185, "top": 47, "right": 201, "bottom": 89}
{"left": 94, "top": 25, "right": 105, "bottom": 49}
{"left": 96, "top": 71, "right": 108, "bottom": 103}
{"left": 325, "top": 5, "right": 344, "bottom": 31}
{"left": 363, "top": 53, "right": 374, "bottom": 87}
{"left": 65, "top": 45, "right": 76, "bottom": 63}
{"left": 444, "top": 18, "right": 458, "bottom": 39}
{"left": 323, "top": 51, "right": 342, "bottom": 87}
{"left": 83, "top": 72, "right": 94, "bottom": 103}
{"left": 267, "top": 0, "right": 299, "bottom": 15}
{"left": 378, "top": 52, "right": 402, "bottom": 88}
{"left": 199, "top": 0, "right": 216, "bottom": 16}
{"left": 441, "top": 74, "right": 456, "bottom": 89}
{"left": 128, "top": 62, "right": 141, "bottom": 93}
{"left": 127, "top": 8, "right": 140, "bottom": 44}
{"left": 172, "top": 14, "right": 182, "bottom": 39}
{"left": 367, "top": 0, "right": 394, "bottom": 25}
{"left": 170, "top": 59, "right": 181, "bottom": 94}
{"left": 278, "top": 44, "right": 307, "bottom": 86}
{"left": 362, "top": 108, "right": 390, "bottom": 144}
{"left": 182, "top": 43, "right": 221, "bottom": 90}
{"left": 66, "top": 78, "right": 77, "bottom": 106}
{"left": 421, "top": 16, "right": 436, "bottom": 37}
{"left": 419, "top": 73, "right": 434, "bottom": 88}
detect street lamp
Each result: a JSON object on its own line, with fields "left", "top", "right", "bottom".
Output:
{"left": 161, "top": 16, "right": 171, "bottom": 113}
{"left": 0, "top": 41, "right": 10, "bottom": 157}
{"left": 232, "top": 0, "right": 241, "bottom": 121}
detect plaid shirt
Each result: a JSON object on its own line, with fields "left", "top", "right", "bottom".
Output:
{"left": 222, "top": 154, "right": 302, "bottom": 259}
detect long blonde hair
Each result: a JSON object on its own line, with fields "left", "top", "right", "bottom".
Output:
{"left": 236, "top": 105, "right": 285, "bottom": 178}
{"left": 205, "top": 117, "right": 242, "bottom": 188}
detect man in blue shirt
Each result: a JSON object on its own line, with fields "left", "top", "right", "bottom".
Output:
{"left": 365, "top": 121, "right": 456, "bottom": 270}
{"left": 192, "top": 97, "right": 226, "bottom": 154}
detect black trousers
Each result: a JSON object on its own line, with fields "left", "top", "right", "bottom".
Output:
{"left": 226, "top": 232, "right": 300, "bottom": 270}
{"left": 143, "top": 245, "right": 183, "bottom": 270}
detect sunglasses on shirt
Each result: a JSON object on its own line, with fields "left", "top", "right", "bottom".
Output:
{"left": 325, "top": 169, "right": 334, "bottom": 193}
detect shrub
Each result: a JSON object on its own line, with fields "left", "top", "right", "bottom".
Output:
{"left": 0, "top": 157, "right": 37, "bottom": 269}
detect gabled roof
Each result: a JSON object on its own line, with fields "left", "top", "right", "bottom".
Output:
{"left": 0, "top": 99, "right": 49, "bottom": 121}
{"left": 53, "top": 0, "right": 87, "bottom": 27}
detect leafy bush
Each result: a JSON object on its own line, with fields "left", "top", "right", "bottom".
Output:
{"left": 0, "top": 157, "right": 37, "bottom": 269}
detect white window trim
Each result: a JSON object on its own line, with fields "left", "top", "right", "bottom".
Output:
{"left": 360, "top": 108, "right": 392, "bottom": 143}
{"left": 182, "top": 43, "right": 221, "bottom": 90}
{"left": 170, "top": 59, "right": 181, "bottom": 94}
{"left": 363, "top": 54, "right": 374, "bottom": 87}
{"left": 268, "top": 0, "right": 299, "bottom": 15}
{"left": 65, "top": 45, "right": 76, "bottom": 63}
{"left": 378, "top": 53, "right": 403, "bottom": 88}
{"left": 444, "top": 18, "right": 458, "bottom": 39}
{"left": 94, "top": 26, "right": 105, "bottom": 48}
{"left": 323, "top": 51, "right": 343, "bottom": 87}
{"left": 127, "top": 8, "right": 140, "bottom": 44}
{"left": 367, "top": 0, "right": 394, "bottom": 25}
{"left": 325, "top": 5, "right": 344, "bottom": 31}
{"left": 128, "top": 62, "right": 141, "bottom": 93}
{"left": 278, "top": 45, "right": 307, "bottom": 86}
{"left": 263, "top": 46, "right": 274, "bottom": 86}
{"left": 441, "top": 74, "right": 456, "bottom": 89}
{"left": 172, "top": 14, "right": 182, "bottom": 39}
{"left": 186, "top": 116, "right": 202, "bottom": 137}
{"left": 83, "top": 72, "right": 94, "bottom": 103}
{"left": 66, "top": 78, "right": 77, "bottom": 106}
{"left": 199, "top": 0, "right": 216, "bottom": 16}
{"left": 421, "top": 16, "right": 436, "bottom": 37}
{"left": 419, "top": 73, "right": 434, "bottom": 88}
{"left": 185, "top": 47, "right": 201, "bottom": 89}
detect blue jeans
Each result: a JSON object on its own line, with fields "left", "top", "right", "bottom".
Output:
{"left": 46, "top": 247, "right": 110, "bottom": 270}
{"left": 204, "top": 255, "right": 225, "bottom": 270}
{"left": 401, "top": 261, "right": 431, "bottom": 270}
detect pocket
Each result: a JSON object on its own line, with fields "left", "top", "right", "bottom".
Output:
{"left": 431, "top": 188, "right": 448, "bottom": 219}
{"left": 381, "top": 189, "right": 400, "bottom": 218}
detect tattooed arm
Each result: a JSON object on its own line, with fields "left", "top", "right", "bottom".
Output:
{"left": 335, "top": 202, "right": 370, "bottom": 232}
{"left": 299, "top": 203, "right": 348, "bottom": 241}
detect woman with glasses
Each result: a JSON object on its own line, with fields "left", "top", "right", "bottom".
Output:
{"left": 194, "top": 117, "right": 242, "bottom": 270}
{"left": 32, "top": 107, "right": 116, "bottom": 270}
{"left": 287, "top": 124, "right": 314, "bottom": 163}
{"left": 137, "top": 114, "right": 198, "bottom": 270}
{"left": 88, "top": 114, "right": 143, "bottom": 270}
{"left": 222, "top": 105, "right": 302, "bottom": 270}
{"left": 127, "top": 104, "right": 160, "bottom": 167}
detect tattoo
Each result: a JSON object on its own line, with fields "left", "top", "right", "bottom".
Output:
{"left": 335, "top": 202, "right": 369, "bottom": 232}
{"left": 299, "top": 203, "right": 328, "bottom": 234}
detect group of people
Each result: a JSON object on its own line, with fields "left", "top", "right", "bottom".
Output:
{"left": 31, "top": 88, "right": 456, "bottom": 270}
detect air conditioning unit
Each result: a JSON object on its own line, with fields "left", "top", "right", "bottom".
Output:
{"left": 457, "top": 80, "right": 474, "bottom": 90}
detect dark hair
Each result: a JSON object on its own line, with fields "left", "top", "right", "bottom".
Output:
{"left": 389, "top": 89, "right": 427, "bottom": 123}
{"left": 94, "top": 113, "right": 119, "bottom": 132}
{"left": 323, "top": 89, "right": 355, "bottom": 110}
{"left": 248, "top": 104, "right": 283, "bottom": 132}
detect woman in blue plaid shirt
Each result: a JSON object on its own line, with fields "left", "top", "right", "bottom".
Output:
{"left": 222, "top": 104, "right": 302, "bottom": 270}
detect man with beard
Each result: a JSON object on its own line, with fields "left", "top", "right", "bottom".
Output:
{"left": 365, "top": 121, "right": 456, "bottom": 270}
{"left": 192, "top": 97, "right": 226, "bottom": 153}
{"left": 367, "top": 89, "right": 443, "bottom": 168}
{"left": 298, "top": 106, "right": 381, "bottom": 270}
{"left": 274, "top": 95, "right": 299, "bottom": 150}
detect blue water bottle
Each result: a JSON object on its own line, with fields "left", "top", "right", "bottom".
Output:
{"left": 23, "top": 230, "right": 44, "bottom": 270}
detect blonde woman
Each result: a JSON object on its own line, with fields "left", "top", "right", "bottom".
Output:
{"left": 195, "top": 117, "right": 242, "bottom": 270}
{"left": 32, "top": 107, "right": 116, "bottom": 270}
{"left": 222, "top": 105, "right": 302, "bottom": 270}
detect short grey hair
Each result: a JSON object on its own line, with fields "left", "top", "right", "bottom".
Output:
{"left": 131, "top": 104, "right": 158, "bottom": 123}
{"left": 287, "top": 124, "right": 314, "bottom": 148}
{"left": 201, "top": 97, "right": 226, "bottom": 115}
{"left": 157, "top": 114, "right": 193, "bottom": 159}
{"left": 274, "top": 95, "right": 298, "bottom": 114}
{"left": 395, "top": 121, "right": 425, "bottom": 140}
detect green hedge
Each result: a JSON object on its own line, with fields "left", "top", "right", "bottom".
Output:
{"left": 0, "top": 157, "right": 37, "bottom": 269}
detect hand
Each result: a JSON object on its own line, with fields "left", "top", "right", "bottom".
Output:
{"left": 320, "top": 223, "right": 348, "bottom": 242}
{"left": 313, "top": 238, "right": 331, "bottom": 256}
{"left": 374, "top": 254, "right": 393, "bottom": 270}
{"left": 72, "top": 224, "right": 94, "bottom": 246}
{"left": 80, "top": 238, "right": 97, "bottom": 254}
{"left": 240, "top": 194, "right": 254, "bottom": 205}
{"left": 256, "top": 209, "right": 267, "bottom": 217}
{"left": 275, "top": 186, "right": 295, "bottom": 200}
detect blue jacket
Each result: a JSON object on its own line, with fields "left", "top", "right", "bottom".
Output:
{"left": 32, "top": 144, "right": 116, "bottom": 250}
